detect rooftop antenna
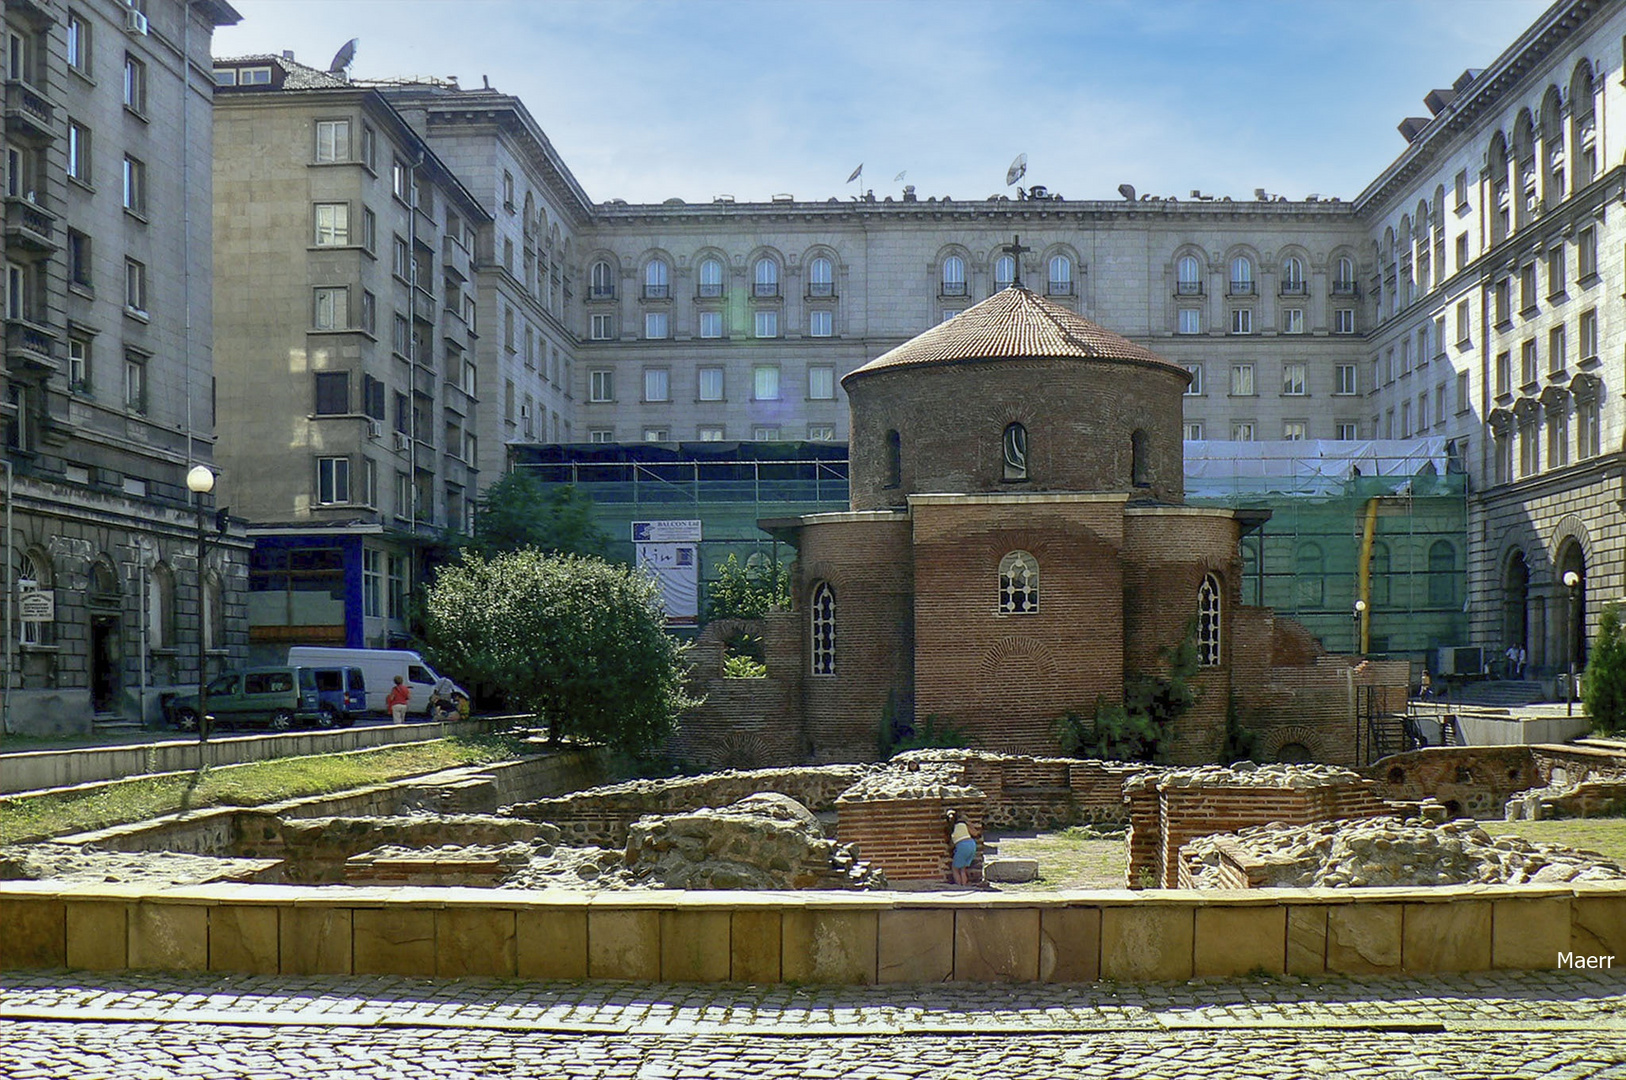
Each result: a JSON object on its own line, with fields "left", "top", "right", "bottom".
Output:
{"left": 327, "top": 37, "right": 358, "bottom": 76}
{"left": 1006, "top": 152, "right": 1028, "bottom": 199}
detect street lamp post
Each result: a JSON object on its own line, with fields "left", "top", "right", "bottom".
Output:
{"left": 186, "top": 465, "right": 214, "bottom": 745}
{"left": 1352, "top": 599, "right": 1367, "bottom": 655}
{"left": 1564, "top": 569, "right": 1581, "bottom": 717}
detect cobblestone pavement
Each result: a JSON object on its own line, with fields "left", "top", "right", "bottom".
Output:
{"left": 2, "top": 968, "right": 1624, "bottom": 1078}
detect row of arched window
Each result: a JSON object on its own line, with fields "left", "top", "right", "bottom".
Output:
{"left": 590, "top": 252, "right": 838, "bottom": 302}
{"left": 806, "top": 569, "right": 1224, "bottom": 675}
{"left": 1282, "top": 539, "right": 1457, "bottom": 609}
{"left": 1177, "top": 253, "right": 1358, "bottom": 296}
{"left": 12, "top": 551, "right": 225, "bottom": 650}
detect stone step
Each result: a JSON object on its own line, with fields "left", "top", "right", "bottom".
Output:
{"left": 1573, "top": 737, "right": 1626, "bottom": 753}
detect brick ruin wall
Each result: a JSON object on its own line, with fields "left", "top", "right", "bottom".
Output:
{"left": 666, "top": 613, "right": 808, "bottom": 771}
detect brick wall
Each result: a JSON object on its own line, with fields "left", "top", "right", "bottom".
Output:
{"left": 1238, "top": 655, "right": 1409, "bottom": 767}
{"left": 669, "top": 613, "right": 806, "bottom": 770}
{"left": 835, "top": 796, "right": 986, "bottom": 882}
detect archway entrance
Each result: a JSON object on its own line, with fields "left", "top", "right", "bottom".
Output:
{"left": 1555, "top": 540, "right": 1587, "bottom": 673}
{"left": 1502, "top": 550, "right": 1529, "bottom": 676}
{"left": 90, "top": 615, "right": 120, "bottom": 714}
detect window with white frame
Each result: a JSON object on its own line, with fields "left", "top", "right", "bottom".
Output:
{"left": 590, "top": 260, "right": 615, "bottom": 298}
{"left": 1231, "top": 421, "right": 1256, "bottom": 441}
{"left": 809, "top": 309, "right": 833, "bottom": 337}
{"left": 313, "top": 202, "right": 348, "bottom": 246}
{"left": 644, "top": 311, "right": 669, "bottom": 339}
{"left": 588, "top": 428, "right": 614, "bottom": 443}
{"left": 1520, "top": 339, "right": 1538, "bottom": 386}
{"left": 1334, "top": 363, "right": 1358, "bottom": 396}
{"left": 68, "top": 337, "right": 89, "bottom": 391}
{"left": 941, "top": 255, "right": 966, "bottom": 296}
{"left": 808, "top": 365, "right": 834, "bottom": 400}
{"left": 66, "top": 12, "right": 89, "bottom": 74}
{"left": 313, "top": 286, "right": 348, "bottom": 330}
{"left": 317, "top": 456, "right": 350, "bottom": 504}
{"left": 1183, "top": 421, "right": 1204, "bottom": 441}
{"left": 753, "top": 257, "right": 778, "bottom": 297}
{"left": 1417, "top": 392, "right": 1429, "bottom": 431}
{"left": 1230, "top": 363, "right": 1255, "bottom": 396}
{"left": 1283, "top": 421, "right": 1307, "bottom": 441}
{"left": 1229, "top": 255, "right": 1254, "bottom": 294}
{"left": 1176, "top": 253, "right": 1202, "bottom": 294}
{"left": 1281, "top": 256, "right": 1305, "bottom": 294}
{"left": 698, "top": 310, "right": 723, "bottom": 339}
{"left": 124, "top": 353, "right": 145, "bottom": 411}
{"left": 1334, "top": 308, "right": 1355, "bottom": 335}
{"left": 753, "top": 365, "right": 780, "bottom": 400}
{"left": 1454, "top": 298, "right": 1470, "bottom": 344}
{"left": 363, "top": 548, "right": 383, "bottom": 618}
{"left": 643, "top": 258, "right": 670, "bottom": 300}
{"left": 643, "top": 367, "right": 669, "bottom": 402}
{"left": 697, "top": 425, "right": 724, "bottom": 441}
{"left": 1336, "top": 421, "right": 1359, "bottom": 440}
{"left": 994, "top": 254, "right": 1016, "bottom": 290}
{"left": 752, "top": 425, "right": 780, "bottom": 441}
{"left": 122, "top": 53, "right": 146, "bottom": 114}
{"left": 1335, "top": 255, "right": 1355, "bottom": 291}
{"left": 1547, "top": 245, "right": 1567, "bottom": 297}
{"left": 1578, "top": 396, "right": 1601, "bottom": 457}
{"left": 1578, "top": 225, "right": 1598, "bottom": 280}
{"left": 698, "top": 257, "right": 725, "bottom": 297}
{"left": 810, "top": 581, "right": 835, "bottom": 675}
{"left": 1580, "top": 307, "right": 1598, "bottom": 360}
{"left": 754, "top": 310, "right": 778, "bottom": 338}
{"left": 120, "top": 155, "right": 145, "bottom": 213}
{"left": 1281, "top": 308, "right": 1304, "bottom": 334}
{"left": 1230, "top": 308, "right": 1253, "bottom": 334}
{"left": 124, "top": 258, "right": 146, "bottom": 314}
{"left": 1177, "top": 309, "right": 1201, "bottom": 334}
{"left": 589, "top": 313, "right": 613, "bottom": 340}
{"left": 315, "top": 119, "right": 350, "bottom": 163}
{"left": 1282, "top": 363, "right": 1306, "bottom": 396}
{"left": 67, "top": 121, "right": 90, "bottom": 182}
{"left": 808, "top": 423, "right": 836, "bottom": 441}
{"left": 589, "top": 369, "right": 614, "bottom": 402}
{"left": 1197, "top": 574, "right": 1221, "bottom": 666}
{"left": 1047, "top": 254, "right": 1072, "bottom": 295}
{"left": 1549, "top": 324, "right": 1567, "bottom": 373}
{"left": 643, "top": 427, "right": 669, "bottom": 442}
{"left": 1184, "top": 364, "right": 1203, "bottom": 395}
{"left": 998, "top": 551, "right": 1039, "bottom": 614}
{"left": 697, "top": 366, "right": 723, "bottom": 401}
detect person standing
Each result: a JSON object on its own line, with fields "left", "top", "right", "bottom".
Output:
{"left": 385, "top": 675, "right": 411, "bottom": 723}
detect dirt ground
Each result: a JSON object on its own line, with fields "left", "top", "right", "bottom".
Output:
{"left": 985, "top": 826, "right": 1129, "bottom": 890}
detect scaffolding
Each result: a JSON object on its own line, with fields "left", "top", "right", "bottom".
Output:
{"left": 1185, "top": 438, "right": 1468, "bottom": 660}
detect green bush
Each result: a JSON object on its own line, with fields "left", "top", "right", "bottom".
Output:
{"left": 1056, "top": 625, "right": 1201, "bottom": 763}
{"left": 888, "top": 713, "right": 973, "bottom": 755}
{"left": 705, "top": 554, "right": 790, "bottom": 621}
{"left": 722, "top": 654, "right": 768, "bottom": 679}
{"left": 1583, "top": 603, "right": 1626, "bottom": 735}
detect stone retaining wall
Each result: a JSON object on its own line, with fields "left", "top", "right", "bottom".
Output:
{"left": 1368, "top": 744, "right": 1626, "bottom": 819}
{"left": 2, "top": 880, "right": 1621, "bottom": 984}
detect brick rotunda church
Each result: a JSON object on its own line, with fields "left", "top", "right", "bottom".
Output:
{"left": 683, "top": 279, "right": 1390, "bottom": 769}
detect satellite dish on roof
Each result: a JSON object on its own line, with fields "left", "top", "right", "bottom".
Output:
{"left": 328, "top": 38, "right": 358, "bottom": 74}
{"left": 1006, "top": 153, "right": 1028, "bottom": 187}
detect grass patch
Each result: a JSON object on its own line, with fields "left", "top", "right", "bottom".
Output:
{"left": 0, "top": 734, "right": 532, "bottom": 845}
{"left": 1481, "top": 816, "right": 1626, "bottom": 864}
{"left": 988, "top": 825, "right": 1128, "bottom": 890}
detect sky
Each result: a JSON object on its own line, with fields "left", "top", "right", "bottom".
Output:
{"left": 213, "top": 0, "right": 1553, "bottom": 207}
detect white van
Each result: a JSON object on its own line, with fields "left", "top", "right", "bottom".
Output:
{"left": 285, "top": 647, "right": 467, "bottom": 718}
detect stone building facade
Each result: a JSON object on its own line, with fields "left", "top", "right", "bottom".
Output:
{"left": 2, "top": 0, "right": 245, "bottom": 734}
{"left": 211, "top": 56, "right": 489, "bottom": 655}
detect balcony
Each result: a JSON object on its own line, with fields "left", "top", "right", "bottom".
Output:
{"left": 1046, "top": 281, "right": 1074, "bottom": 297}
{"left": 4, "top": 196, "right": 55, "bottom": 252}
{"left": 1227, "top": 280, "right": 1257, "bottom": 297}
{"left": 753, "top": 282, "right": 780, "bottom": 298}
{"left": 1279, "top": 282, "right": 1308, "bottom": 297}
{"left": 697, "top": 282, "right": 724, "bottom": 299}
{"left": 3, "top": 80, "right": 53, "bottom": 143}
{"left": 1331, "top": 280, "right": 1358, "bottom": 296}
{"left": 440, "top": 235, "right": 470, "bottom": 282}
{"left": 806, "top": 281, "right": 835, "bottom": 299}
{"left": 411, "top": 288, "right": 436, "bottom": 324}
{"left": 642, "top": 284, "right": 670, "bottom": 301}
{"left": 939, "top": 282, "right": 967, "bottom": 298}
{"left": 5, "top": 318, "right": 56, "bottom": 373}
{"left": 589, "top": 285, "right": 616, "bottom": 301}
{"left": 1175, "top": 281, "right": 1203, "bottom": 296}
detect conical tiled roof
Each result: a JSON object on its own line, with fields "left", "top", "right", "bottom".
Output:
{"left": 844, "top": 286, "right": 1185, "bottom": 385}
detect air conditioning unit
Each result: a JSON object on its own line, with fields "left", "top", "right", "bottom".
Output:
{"left": 393, "top": 430, "right": 411, "bottom": 452}
{"left": 365, "top": 419, "right": 382, "bottom": 439}
{"left": 124, "top": 8, "right": 149, "bottom": 35}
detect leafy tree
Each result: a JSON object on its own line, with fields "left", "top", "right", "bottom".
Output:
{"left": 424, "top": 550, "right": 697, "bottom": 753}
{"left": 1583, "top": 603, "right": 1626, "bottom": 735}
{"left": 704, "top": 553, "right": 790, "bottom": 621}
{"left": 1056, "top": 625, "right": 1202, "bottom": 762}
{"left": 472, "top": 470, "right": 608, "bottom": 557}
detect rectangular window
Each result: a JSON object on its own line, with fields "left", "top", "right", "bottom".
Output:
{"left": 1578, "top": 398, "right": 1601, "bottom": 458}
{"left": 1454, "top": 169, "right": 1468, "bottom": 208}
{"left": 1182, "top": 422, "right": 1204, "bottom": 441}
{"left": 1417, "top": 392, "right": 1429, "bottom": 431}
{"left": 67, "top": 337, "right": 89, "bottom": 392}
{"left": 1282, "top": 363, "right": 1306, "bottom": 396}
{"left": 360, "top": 290, "right": 376, "bottom": 335}
{"left": 317, "top": 457, "right": 350, "bottom": 504}
{"left": 1184, "top": 364, "right": 1203, "bottom": 395}
{"left": 316, "top": 119, "right": 351, "bottom": 163}
{"left": 313, "top": 370, "right": 349, "bottom": 415}
{"left": 643, "top": 367, "right": 669, "bottom": 402}
{"left": 1334, "top": 308, "right": 1354, "bottom": 335}
{"left": 363, "top": 548, "right": 383, "bottom": 617}
{"left": 360, "top": 125, "right": 376, "bottom": 171}
{"left": 643, "top": 427, "right": 669, "bottom": 442}
{"left": 1177, "top": 309, "right": 1201, "bottom": 334}
{"left": 391, "top": 236, "right": 409, "bottom": 280}
{"left": 809, "top": 309, "right": 833, "bottom": 337}
{"left": 1520, "top": 339, "right": 1538, "bottom": 386}
{"left": 1229, "top": 308, "right": 1253, "bottom": 335}
{"left": 754, "top": 310, "right": 778, "bottom": 338}
{"left": 590, "top": 313, "right": 613, "bottom": 340}
{"left": 752, "top": 425, "right": 781, "bottom": 441}
{"left": 1580, "top": 307, "right": 1599, "bottom": 360}
{"left": 753, "top": 365, "right": 780, "bottom": 400}
{"left": 1578, "top": 225, "right": 1598, "bottom": 280}
{"left": 1549, "top": 324, "right": 1567, "bottom": 374}
{"left": 124, "top": 353, "right": 145, "bottom": 412}
{"left": 123, "top": 258, "right": 146, "bottom": 313}
{"left": 1230, "top": 363, "right": 1255, "bottom": 397}
{"left": 1400, "top": 401, "right": 1412, "bottom": 438}
{"left": 391, "top": 158, "right": 407, "bottom": 200}
{"left": 1519, "top": 422, "right": 1539, "bottom": 478}
{"left": 1548, "top": 407, "right": 1569, "bottom": 469}
{"left": 1282, "top": 421, "right": 1307, "bottom": 441}
{"left": 1334, "top": 363, "right": 1357, "bottom": 396}
{"left": 1494, "top": 279, "right": 1511, "bottom": 324}
{"left": 1547, "top": 246, "right": 1567, "bottom": 298}
{"left": 1231, "top": 421, "right": 1256, "bottom": 441}
{"left": 644, "top": 311, "right": 669, "bottom": 340}
{"left": 1456, "top": 233, "right": 1470, "bottom": 271}
{"left": 1495, "top": 351, "right": 1511, "bottom": 396}
{"left": 67, "top": 12, "right": 89, "bottom": 74}
{"left": 67, "top": 121, "right": 90, "bottom": 182}
{"left": 121, "top": 155, "right": 145, "bottom": 213}
{"left": 1456, "top": 370, "right": 1470, "bottom": 414}
{"left": 122, "top": 54, "right": 146, "bottom": 114}
{"left": 697, "top": 366, "right": 724, "bottom": 401}
{"left": 392, "top": 314, "right": 410, "bottom": 358}
{"left": 588, "top": 428, "right": 614, "bottom": 443}
{"left": 1519, "top": 264, "right": 1537, "bottom": 314}
{"left": 698, "top": 310, "right": 723, "bottom": 339}
{"left": 589, "top": 369, "right": 613, "bottom": 402}
{"left": 362, "top": 373, "right": 385, "bottom": 420}
{"left": 67, "top": 229, "right": 91, "bottom": 289}
{"left": 1336, "top": 422, "right": 1359, "bottom": 440}
{"left": 1433, "top": 315, "right": 1447, "bottom": 358}
{"left": 808, "top": 423, "right": 836, "bottom": 441}
{"left": 313, "top": 202, "right": 348, "bottom": 246}
{"left": 1281, "top": 308, "right": 1304, "bottom": 335}
{"left": 808, "top": 365, "right": 835, "bottom": 400}
{"left": 1454, "top": 299, "right": 1470, "bottom": 344}
{"left": 697, "top": 425, "right": 725, "bottom": 441}
{"left": 313, "top": 286, "right": 348, "bottom": 330}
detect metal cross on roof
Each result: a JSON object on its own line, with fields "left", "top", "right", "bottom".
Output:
{"left": 1001, "top": 235, "right": 1031, "bottom": 288}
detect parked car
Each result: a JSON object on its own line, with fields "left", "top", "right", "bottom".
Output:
{"left": 286, "top": 647, "right": 466, "bottom": 718}
{"left": 308, "top": 666, "right": 366, "bottom": 728}
{"left": 169, "top": 666, "right": 326, "bottom": 732}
